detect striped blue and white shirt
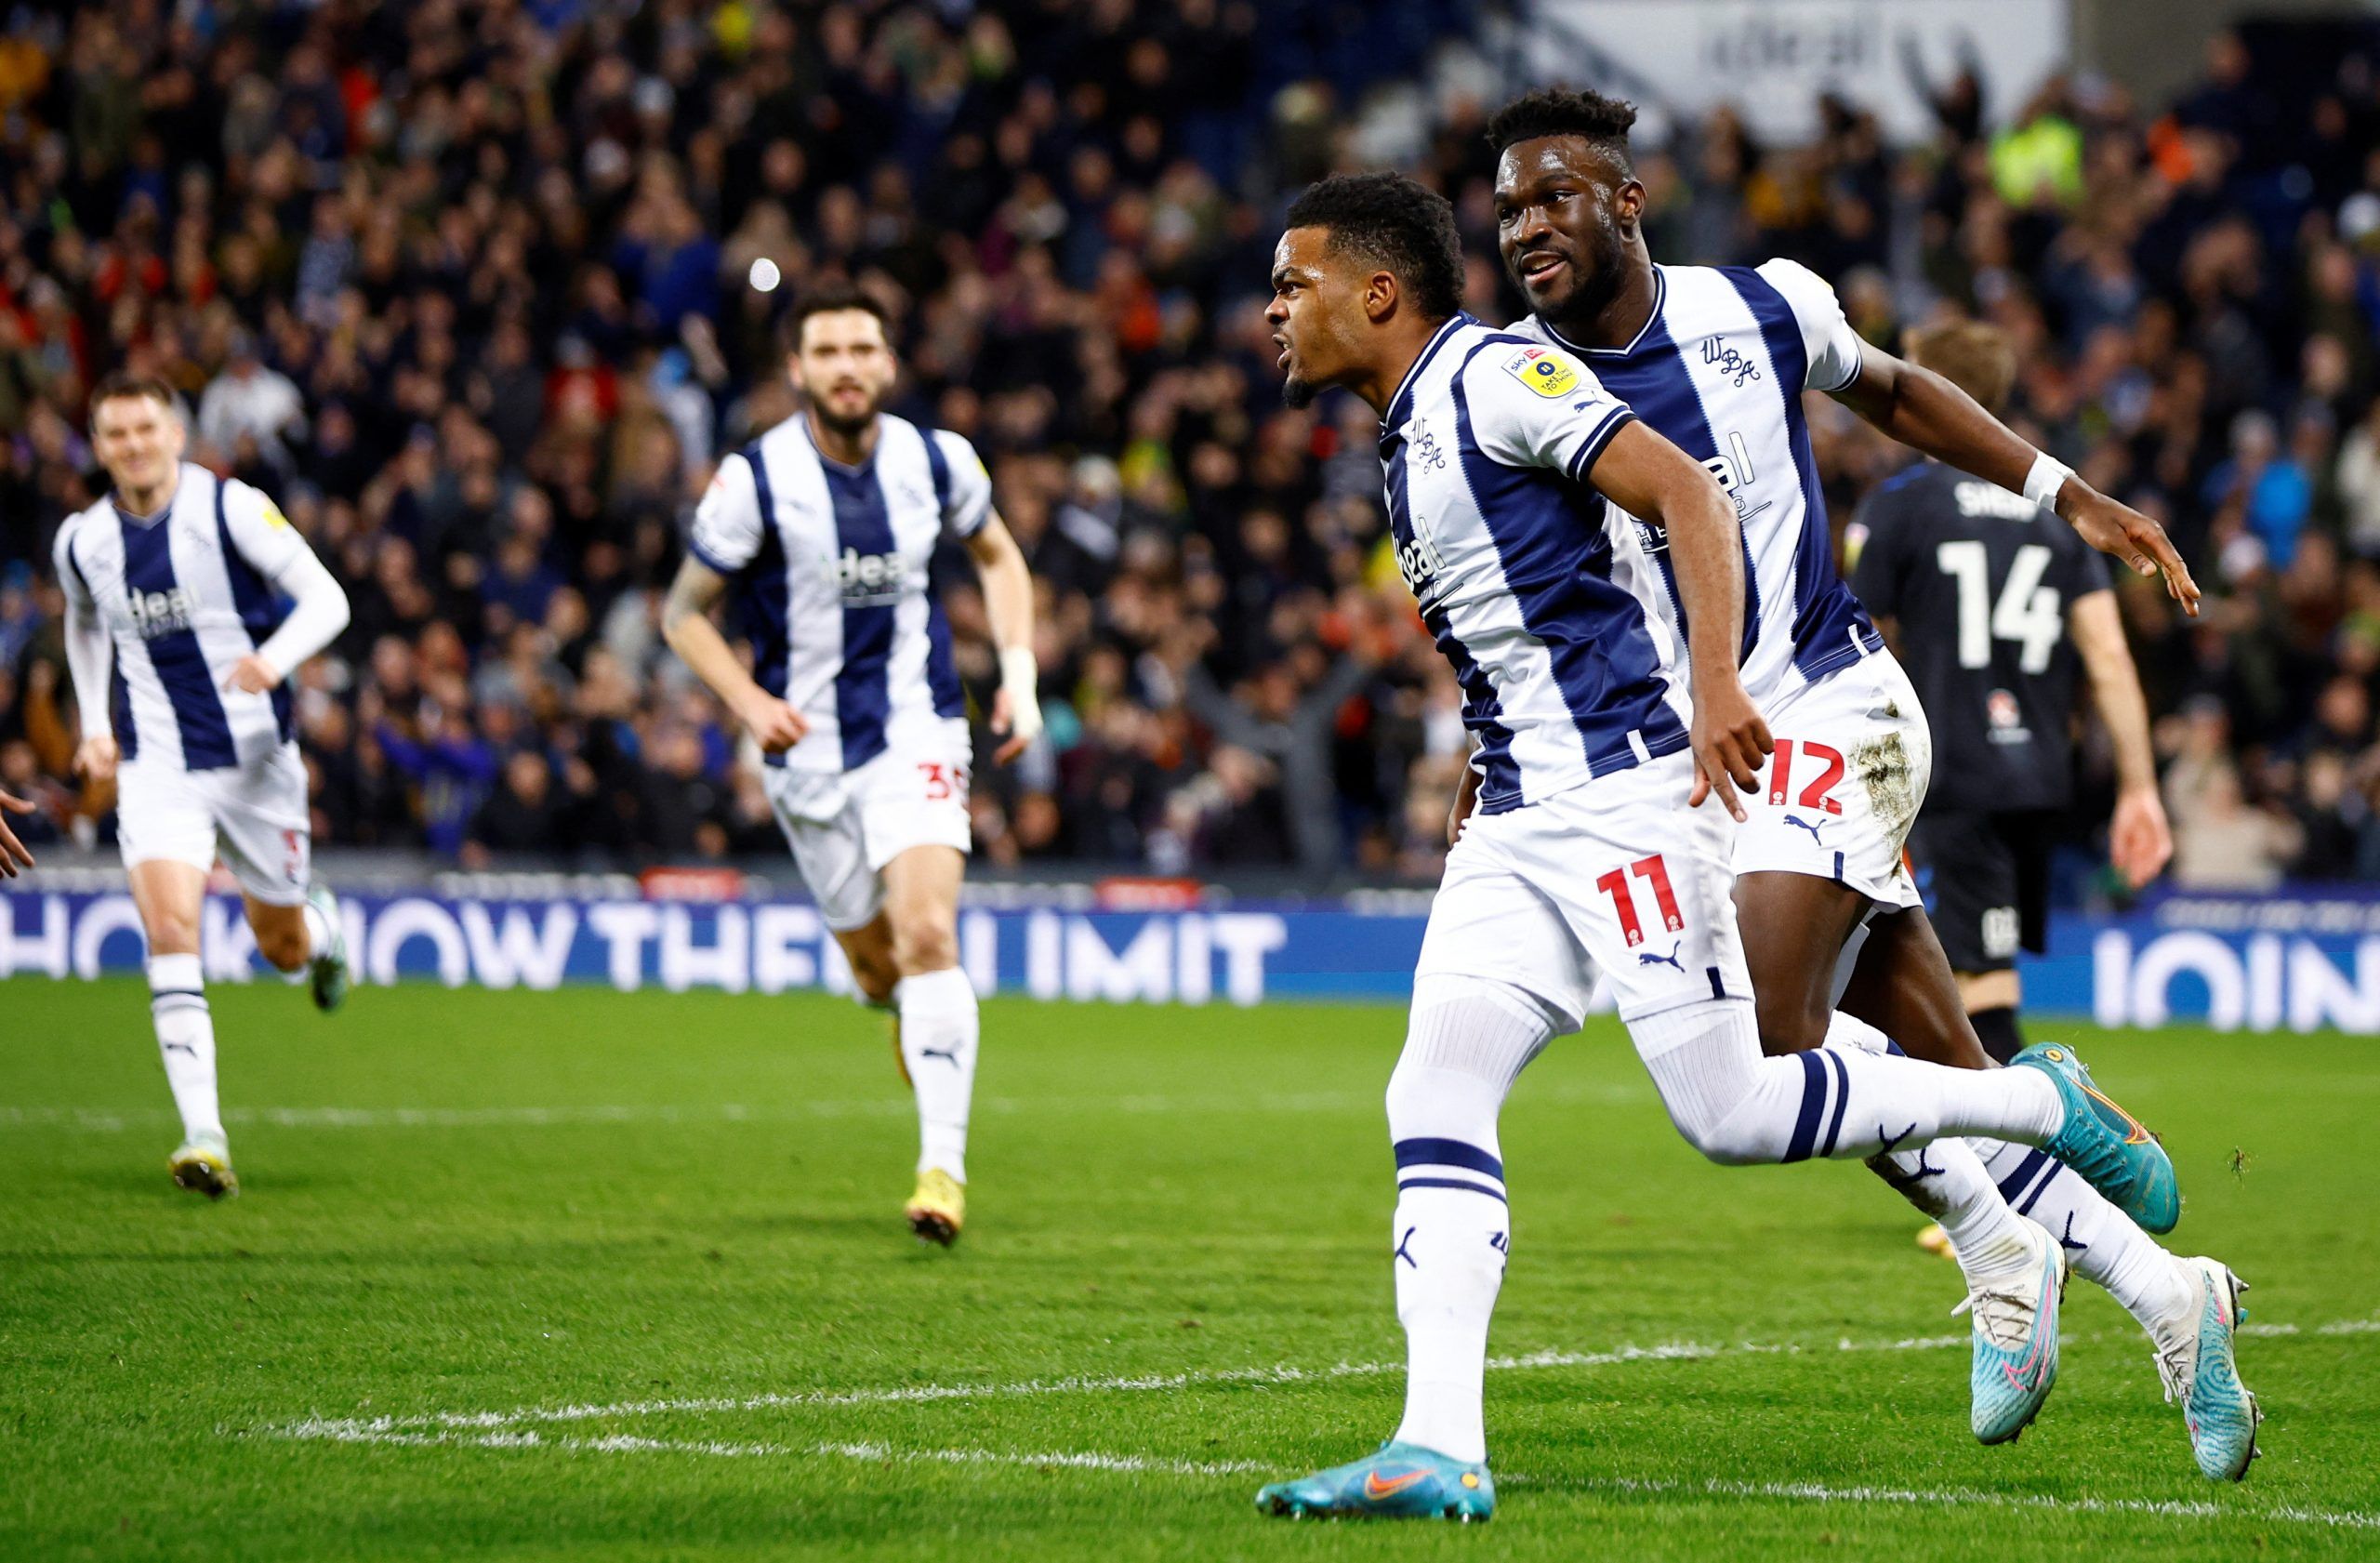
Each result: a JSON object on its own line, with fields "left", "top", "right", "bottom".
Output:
{"left": 1518, "top": 259, "right": 1881, "bottom": 702}
{"left": 54, "top": 463, "right": 311, "bottom": 772}
{"left": 1380, "top": 313, "right": 1687, "bottom": 815}
{"left": 688, "top": 411, "right": 993, "bottom": 774}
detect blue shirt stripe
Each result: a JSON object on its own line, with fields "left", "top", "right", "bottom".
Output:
{"left": 1448, "top": 356, "right": 1688, "bottom": 778}
{"left": 1552, "top": 307, "right": 1761, "bottom": 666}
{"left": 117, "top": 510, "right": 238, "bottom": 769}
{"left": 214, "top": 482, "right": 294, "bottom": 742}
{"left": 1720, "top": 267, "right": 1878, "bottom": 680}
{"left": 824, "top": 460, "right": 898, "bottom": 770}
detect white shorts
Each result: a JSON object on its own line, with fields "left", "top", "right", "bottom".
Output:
{"left": 1734, "top": 647, "right": 1931, "bottom": 910}
{"left": 114, "top": 746, "right": 311, "bottom": 906}
{"left": 1418, "top": 750, "right": 1752, "bottom": 1035}
{"left": 762, "top": 720, "right": 972, "bottom": 932}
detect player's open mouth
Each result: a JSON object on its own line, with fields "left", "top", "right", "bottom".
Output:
{"left": 1274, "top": 338, "right": 1291, "bottom": 371}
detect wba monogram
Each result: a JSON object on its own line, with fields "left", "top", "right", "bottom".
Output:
{"left": 1702, "top": 337, "right": 1761, "bottom": 387}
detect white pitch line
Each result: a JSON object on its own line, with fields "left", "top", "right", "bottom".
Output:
{"left": 270, "top": 1423, "right": 1263, "bottom": 1477}
{"left": 276, "top": 1307, "right": 2380, "bottom": 1445}
{"left": 266, "top": 1423, "right": 2380, "bottom": 1530}
{"left": 0, "top": 1082, "right": 1650, "bottom": 1136}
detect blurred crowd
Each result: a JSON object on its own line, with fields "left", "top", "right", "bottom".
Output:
{"left": 2, "top": 3, "right": 2378, "bottom": 893}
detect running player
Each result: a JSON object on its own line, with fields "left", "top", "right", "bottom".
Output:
{"left": 1485, "top": 87, "right": 2254, "bottom": 1479}
{"left": 55, "top": 373, "right": 353, "bottom": 1200}
{"left": 1252, "top": 172, "right": 2177, "bottom": 1522}
{"left": 1851, "top": 321, "right": 2173, "bottom": 1062}
{"left": 662, "top": 285, "right": 1041, "bottom": 1247}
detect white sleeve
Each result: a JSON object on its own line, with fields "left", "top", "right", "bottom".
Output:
{"left": 253, "top": 545, "right": 350, "bottom": 679}
{"left": 1754, "top": 258, "right": 1864, "bottom": 393}
{"left": 54, "top": 524, "right": 114, "bottom": 740}
{"left": 931, "top": 430, "right": 995, "bottom": 540}
{"left": 687, "top": 451, "right": 764, "bottom": 574}
{"left": 1459, "top": 340, "right": 1638, "bottom": 483}
{"left": 223, "top": 482, "right": 350, "bottom": 677}
{"left": 219, "top": 478, "right": 310, "bottom": 579}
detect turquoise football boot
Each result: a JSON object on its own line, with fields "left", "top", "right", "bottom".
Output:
{"left": 2010, "top": 1043, "right": 2180, "bottom": 1233}
{"left": 2153, "top": 1257, "right": 2263, "bottom": 1480}
{"left": 306, "top": 882, "right": 350, "bottom": 1013}
{"left": 1256, "top": 1441, "right": 1494, "bottom": 1521}
{"left": 1959, "top": 1220, "right": 2068, "bottom": 1444}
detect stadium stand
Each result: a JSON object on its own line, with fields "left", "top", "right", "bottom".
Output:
{"left": 3, "top": 4, "right": 2378, "bottom": 895}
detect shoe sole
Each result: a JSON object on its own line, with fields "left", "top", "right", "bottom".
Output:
{"left": 2206, "top": 1267, "right": 2264, "bottom": 1482}
{"left": 906, "top": 1209, "right": 959, "bottom": 1246}
{"left": 1261, "top": 1495, "right": 1487, "bottom": 1523}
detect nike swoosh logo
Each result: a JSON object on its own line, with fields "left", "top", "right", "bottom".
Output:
{"left": 1364, "top": 1470, "right": 1431, "bottom": 1501}
{"left": 2082, "top": 1082, "right": 2152, "bottom": 1145}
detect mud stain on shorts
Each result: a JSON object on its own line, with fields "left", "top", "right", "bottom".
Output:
{"left": 1853, "top": 731, "right": 1918, "bottom": 856}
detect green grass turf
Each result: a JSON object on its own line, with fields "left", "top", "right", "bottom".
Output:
{"left": 2, "top": 978, "right": 2376, "bottom": 1560}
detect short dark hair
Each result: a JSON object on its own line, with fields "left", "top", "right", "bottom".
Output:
{"left": 89, "top": 372, "right": 178, "bottom": 415}
{"left": 783, "top": 283, "right": 891, "bottom": 353}
{"left": 1486, "top": 87, "right": 1639, "bottom": 172}
{"left": 1282, "top": 172, "right": 1464, "bottom": 323}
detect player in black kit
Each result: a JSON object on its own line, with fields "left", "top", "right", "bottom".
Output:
{"left": 1851, "top": 322, "right": 2172, "bottom": 1064}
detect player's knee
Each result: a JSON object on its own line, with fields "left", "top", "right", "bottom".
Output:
{"left": 888, "top": 915, "right": 958, "bottom": 976}
{"left": 144, "top": 909, "right": 201, "bottom": 957}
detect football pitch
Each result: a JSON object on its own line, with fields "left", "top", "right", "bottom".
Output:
{"left": 4, "top": 980, "right": 2377, "bottom": 1560}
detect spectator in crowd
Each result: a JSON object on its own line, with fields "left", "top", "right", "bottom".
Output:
{"left": 3, "top": 1, "right": 2379, "bottom": 896}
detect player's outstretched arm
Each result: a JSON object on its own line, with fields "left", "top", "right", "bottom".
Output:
{"left": 660, "top": 557, "right": 807, "bottom": 753}
{"left": 1831, "top": 342, "right": 2200, "bottom": 616}
{"left": 2070, "top": 589, "right": 2172, "bottom": 890}
{"left": 962, "top": 515, "right": 1042, "bottom": 764}
{"left": 1586, "top": 419, "right": 1772, "bottom": 820}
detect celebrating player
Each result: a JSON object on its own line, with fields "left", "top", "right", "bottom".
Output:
{"left": 1851, "top": 321, "right": 2174, "bottom": 1059}
{"left": 55, "top": 374, "right": 353, "bottom": 1200}
{"left": 662, "top": 285, "right": 1040, "bottom": 1247}
{"left": 1486, "top": 88, "right": 2253, "bottom": 1478}
{"left": 1251, "top": 172, "right": 2179, "bottom": 1522}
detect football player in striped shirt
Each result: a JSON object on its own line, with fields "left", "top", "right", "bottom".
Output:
{"left": 55, "top": 374, "right": 353, "bottom": 1199}
{"left": 663, "top": 285, "right": 1041, "bottom": 1246}
{"left": 1252, "top": 172, "right": 2179, "bottom": 1520}
{"left": 1487, "top": 87, "right": 2252, "bottom": 1478}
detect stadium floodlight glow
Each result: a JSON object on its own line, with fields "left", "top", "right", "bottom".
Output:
{"left": 749, "top": 258, "right": 782, "bottom": 293}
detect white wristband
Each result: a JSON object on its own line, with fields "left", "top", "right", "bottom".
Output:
{"left": 998, "top": 647, "right": 1043, "bottom": 744}
{"left": 2022, "top": 451, "right": 2074, "bottom": 512}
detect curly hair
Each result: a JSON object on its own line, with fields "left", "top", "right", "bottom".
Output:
{"left": 1282, "top": 172, "right": 1465, "bottom": 323}
{"left": 1485, "top": 87, "right": 1639, "bottom": 171}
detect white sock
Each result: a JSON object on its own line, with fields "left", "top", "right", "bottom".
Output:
{"left": 1635, "top": 1000, "right": 2065, "bottom": 1165}
{"left": 1823, "top": 1015, "right": 2036, "bottom": 1284}
{"left": 148, "top": 954, "right": 221, "bottom": 1144}
{"left": 1384, "top": 976, "right": 1555, "bottom": 1465}
{"left": 894, "top": 967, "right": 978, "bottom": 1182}
{"left": 300, "top": 897, "right": 332, "bottom": 963}
{"left": 1971, "top": 1137, "right": 2193, "bottom": 1325}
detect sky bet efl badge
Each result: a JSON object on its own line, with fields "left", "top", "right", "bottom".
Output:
{"left": 1503, "top": 345, "right": 1578, "bottom": 398}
